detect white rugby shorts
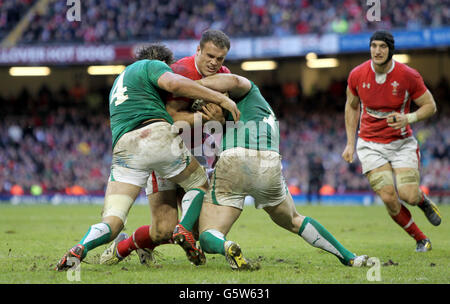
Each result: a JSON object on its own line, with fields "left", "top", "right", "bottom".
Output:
{"left": 205, "top": 147, "right": 288, "bottom": 210}
{"left": 356, "top": 136, "right": 420, "bottom": 174}
{"left": 145, "top": 155, "right": 213, "bottom": 195}
{"left": 109, "top": 122, "right": 191, "bottom": 188}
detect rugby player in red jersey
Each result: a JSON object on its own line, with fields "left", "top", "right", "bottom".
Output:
{"left": 342, "top": 30, "right": 441, "bottom": 252}
{"left": 101, "top": 30, "right": 232, "bottom": 266}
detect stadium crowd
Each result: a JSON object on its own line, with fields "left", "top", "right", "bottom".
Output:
{"left": 0, "top": 0, "right": 36, "bottom": 40}
{"left": 3, "top": 0, "right": 447, "bottom": 44}
{"left": 0, "top": 77, "right": 448, "bottom": 197}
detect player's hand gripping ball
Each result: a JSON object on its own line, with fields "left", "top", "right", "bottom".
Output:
{"left": 191, "top": 99, "right": 207, "bottom": 112}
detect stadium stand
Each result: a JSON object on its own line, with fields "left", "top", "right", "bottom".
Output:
{"left": 0, "top": 77, "right": 448, "bottom": 197}
{"left": 0, "top": 0, "right": 448, "bottom": 203}
{"left": 0, "top": 0, "right": 37, "bottom": 41}
{"left": 10, "top": 0, "right": 450, "bottom": 44}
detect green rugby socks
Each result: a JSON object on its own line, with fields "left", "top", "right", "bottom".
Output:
{"left": 199, "top": 229, "right": 226, "bottom": 255}
{"left": 79, "top": 222, "right": 112, "bottom": 258}
{"left": 298, "top": 217, "right": 355, "bottom": 265}
{"left": 179, "top": 189, "right": 205, "bottom": 231}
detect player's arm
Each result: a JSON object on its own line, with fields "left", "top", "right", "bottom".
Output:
{"left": 386, "top": 90, "right": 437, "bottom": 129}
{"left": 165, "top": 98, "right": 225, "bottom": 126}
{"left": 196, "top": 74, "right": 252, "bottom": 99}
{"left": 342, "top": 86, "right": 361, "bottom": 164}
{"left": 166, "top": 99, "right": 204, "bottom": 126}
{"left": 158, "top": 71, "right": 240, "bottom": 122}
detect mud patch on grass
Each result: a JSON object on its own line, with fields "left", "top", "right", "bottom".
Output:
{"left": 382, "top": 259, "right": 398, "bottom": 266}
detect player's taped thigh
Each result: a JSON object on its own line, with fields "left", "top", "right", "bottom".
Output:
{"left": 102, "top": 194, "right": 135, "bottom": 224}
{"left": 367, "top": 170, "right": 394, "bottom": 191}
{"left": 395, "top": 169, "right": 419, "bottom": 188}
{"left": 176, "top": 164, "right": 208, "bottom": 191}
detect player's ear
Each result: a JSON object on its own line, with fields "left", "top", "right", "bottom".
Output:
{"left": 196, "top": 45, "right": 201, "bottom": 55}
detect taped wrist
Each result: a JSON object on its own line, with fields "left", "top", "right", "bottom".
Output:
{"left": 406, "top": 112, "right": 418, "bottom": 124}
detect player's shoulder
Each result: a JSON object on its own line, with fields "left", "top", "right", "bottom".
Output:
{"left": 134, "top": 59, "right": 170, "bottom": 70}
{"left": 348, "top": 60, "right": 371, "bottom": 84}
{"left": 172, "top": 55, "right": 194, "bottom": 65}
{"left": 171, "top": 55, "right": 195, "bottom": 70}
{"left": 218, "top": 65, "right": 231, "bottom": 74}
{"left": 393, "top": 60, "right": 422, "bottom": 79}
{"left": 170, "top": 55, "right": 198, "bottom": 77}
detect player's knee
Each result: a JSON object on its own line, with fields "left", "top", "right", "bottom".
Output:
{"left": 177, "top": 164, "right": 208, "bottom": 192}
{"left": 378, "top": 187, "right": 397, "bottom": 202}
{"left": 368, "top": 170, "right": 398, "bottom": 203}
{"left": 396, "top": 170, "right": 420, "bottom": 205}
{"left": 376, "top": 185, "right": 401, "bottom": 215}
{"left": 101, "top": 216, "right": 123, "bottom": 239}
{"left": 398, "top": 186, "right": 420, "bottom": 205}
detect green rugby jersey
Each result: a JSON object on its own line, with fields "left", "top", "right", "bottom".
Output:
{"left": 222, "top": 82, "right": 279, "bottom": 152}
{"left": 109, "top": 59, "right": 174, "bottom": 148}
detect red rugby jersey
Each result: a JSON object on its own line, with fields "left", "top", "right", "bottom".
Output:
{"left": 170, "top": 54, "right": 230, "bottom": 101}
{"left": 171, "top": 55, "right": 230, "bottom": 79}
{"left": 169, "top": 55, "right": 231, "bottom": 156}
{"left": 348, "top": 59, "right": 427, "bottom": 144}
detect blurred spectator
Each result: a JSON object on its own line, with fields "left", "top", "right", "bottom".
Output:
{"left": 307, "top": 154, "right": 325, "bottom": 204}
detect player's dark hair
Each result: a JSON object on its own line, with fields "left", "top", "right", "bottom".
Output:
{"left": 370, "top": 30, "right": 395, "bottom": 63}
{"left": 135, "top": 43, "right": 175, "bottom": 65}
{"left": 199, "top": 29, "right": 231, "bottom": 51}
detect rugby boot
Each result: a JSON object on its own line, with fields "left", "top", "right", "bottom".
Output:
{"left": 348, "top": 254, "right": 369, "bottom": 267}
{"left": 55, "top": 244, "right": 85, "bottom": 271}
{"left": 416, "top": 238, "right": 432, "bottom": 252}
{"left": 418, "top": 195, "right": 441, "bottom": 226}
{"left": 224, "top": 241, "right": 260, "bottom": 271}
{"left": 99, "top": 233, "right": 128, "bottom": 265}
{"left": 173, "top": 224, "right": 206, "bottom": 266}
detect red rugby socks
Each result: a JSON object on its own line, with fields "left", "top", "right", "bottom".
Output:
{"left": 391, "top": 205, "right": 427, "bottom": 241}
{"left": 117, "top": 225, "right": 161, "bottom": 258}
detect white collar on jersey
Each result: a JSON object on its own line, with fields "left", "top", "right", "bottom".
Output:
{"left": 371, "top": 59, "right": 396, "bottom": 84}
{"left": 194, "top": 57, "right": 204, "bottom": 78}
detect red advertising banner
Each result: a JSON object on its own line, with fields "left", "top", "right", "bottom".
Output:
{"left": 0, "top": 45, "right": 134, "bottom": 65}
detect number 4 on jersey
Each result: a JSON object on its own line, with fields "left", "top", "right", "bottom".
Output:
{"left": 110, "top": 71, "right": 128, "bottom": 106}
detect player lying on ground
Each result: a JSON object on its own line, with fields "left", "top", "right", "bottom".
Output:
{"left": 342, "top": 30, "right": 441, "bottom": 253}
{"left": 55, "top": 43, "right": 240, "bottom": 271}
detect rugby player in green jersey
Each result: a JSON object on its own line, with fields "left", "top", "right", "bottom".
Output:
{"left": 55, "top": 44, "right": 239, "bottom": 271}
{"left": 194, "top": 73, "right": 369, "bottom": 270}
{"left": 99, "top": 30, "right": 231, "bottom": 268}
